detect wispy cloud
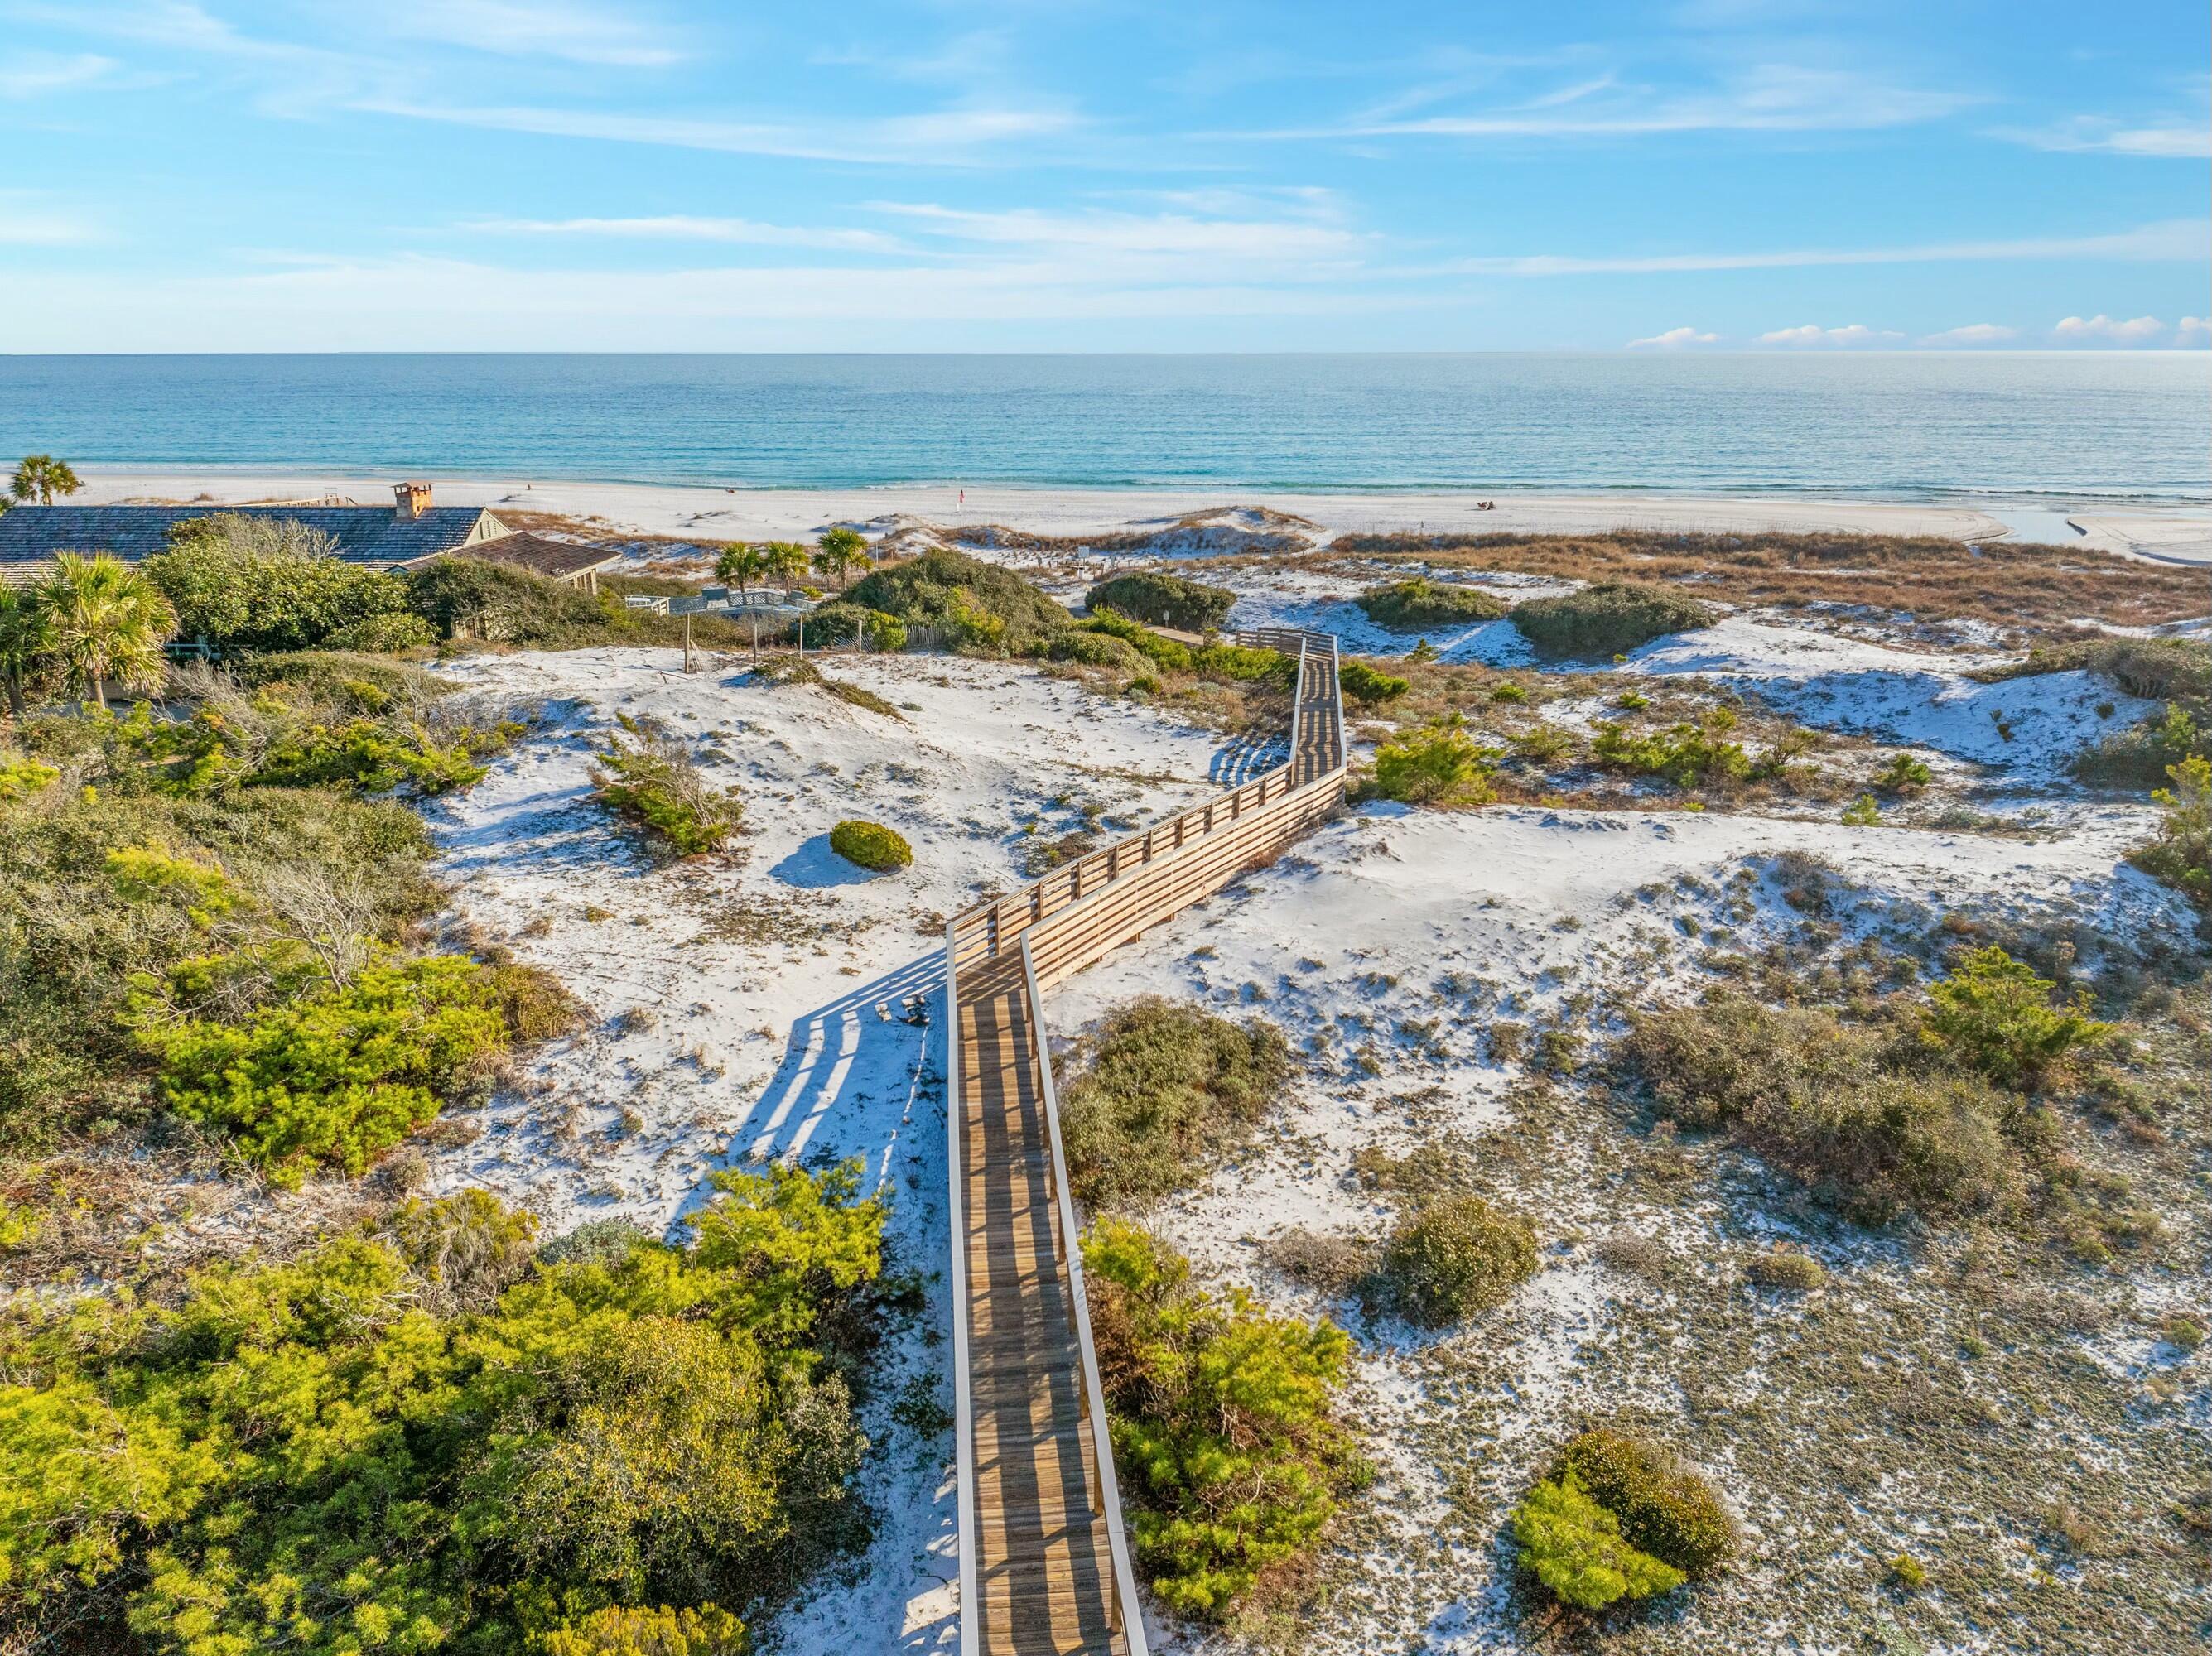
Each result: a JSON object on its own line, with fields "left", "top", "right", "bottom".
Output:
{"left": 362, "top": 100, "right": 1081, "bottom": 166}
{"left": 0, "top": 49, "right": 118, "bottom": 97}
{"left": 1244, "top": 63, "right": 1972, "bottom": 141}
{"left": 1757, "top": 323, "right": 1903, "bottom": 346}
{"left": 376, "top": 1, "right": 683, "bottom": 68}
{"left": 1919, "top": 323, "right": 2017, "bottom": 346}
{"left": 1448, "top": 219, "right": 2204, "bottom": 276}
{"left": 462, "top": 214, "right": 906, "bottom": 252}
{"left": 1993, "top": 113, "right": 2211, "bottom": 158}
{"left": 2180, "top": 316, "right": 2212, "bottom": 347}
{"left": 0, "top": 191, "right": 99, "bottom": 246}
{"left": 1627, "top": 325, "right": 1718, "bottom": 348}
{"left": 870, "top": 202, "right": 1371, "bottom": 266}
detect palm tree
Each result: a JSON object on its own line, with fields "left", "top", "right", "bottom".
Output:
{"left": 12, "top": 455, "right": 83, "bottom": 507}
{"left": 813, "top": 527, "right": 869, "bottom": 590}
{"left": 37, "top": 552, "right": 176, "bottom": 710}
{"left": 715, "top": 543, "right": 767, "bottom": 604}
{"left": 0, "top": 585, "right": 55, "bottom": 720}
{"left": 763, "top": 542, "right": 810, "bottom": 598}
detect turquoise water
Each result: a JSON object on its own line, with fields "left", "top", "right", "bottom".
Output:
{"left": 2, "top": 353, "right": 2205, "bottom": 503}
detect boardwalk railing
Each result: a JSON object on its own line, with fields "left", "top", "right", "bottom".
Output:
{"left": 946, "top": 628, "right": 1347, "bottom": 1654}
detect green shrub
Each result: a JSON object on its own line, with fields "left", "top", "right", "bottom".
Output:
{"left": 1490, "top": 681, "right": 1528, "bottom": 703}
{"left": 804, "top": 603, "right": 908, "bottom": 652}
{"left": 592, "top": 720, "right": 745, "bottom": 856}
{"left": 408, "top": 556, "right": 614, "bottom": 644}
{"left": 1371, "top": 719, "right": 1501, "bottom": 806}
{"left": 2131, "top": 754, "right": 2210, "bottom": 911}
{"left": 1888, "top": 1554, "right": 1930, "bottom": 1591}
{"left": 1877, "top": 751, "right": 1933, "bottom": 793}
{"left": 1373, "top": 1194, "right": 1537, "bottom": 1325}
{"left": 1511, "top": 580, "right": 1718, "bottom": 658}
{"left": 1920, "top": 946, "right": 2112, "bottom": 1089}
{"left": 325, "top": 611, "right": 437, "bottom": 653}
{"left": 541, "top": 1605, "right": 747, "bottom": 1656}
{"left": 0, "top": 753, "right": 60, "bottom": 800}
{"left": 142, "top": 515, "right": 413, "bottom": 656}
{"left": 829, "top": 818, "right": 913, "bottom": 872}
{"left": 1551, "top": 1427, "right": 1739, "bottom": 1577}
{"left": 133, "top": 952, "right": 510, "bottom": 1186}
{"left": 1084, "top": 607, "right": 1194, "bottom": 671}
{"left": 1062, "top": 999, "right": 1289, "bottom": 1207}
{"left": 1048, "top": 629, "right": 1150, "bottom": 674}
{"left": 1357, "top": 577, "right": 1508, "bottom": 631}
{"left": 1511, "top": 1469, "right": 1685, "bottom": 1610}
{"left": 1086, "top": 570, "right": 1236, "bottom": 633}
{"left": 1082, "top": 1218, "right": 1358, "bottom": 1620}
{"left": 2160, "top": 1315, "right": 2204, "bottom": 1353}
{"left": 1591, "top": 707, "right": 1752, "bottom": 789}
{"left": 1841, "top": 793, "right": 1882, "bottom": 826}
{"left": 234, "top": 649, "right": 451, "bottom": 712}
{"left": 844, "top": 548, "right": 1071, "bottom": 652}
{"left": 2077, "top": 700, "right": 2212, "bottom": 790}
{"left": 1744, "top": 1250, "right": 1826, "bottom": 1291}
{"left": 1339, "top": 658, "right": 1410, "bottom": 705}
{"left": 0, "top": 1169, "right": 883, "bottom": 1651}
{"left": 1189, "top": 641, "right": 1292, "bottom": 686}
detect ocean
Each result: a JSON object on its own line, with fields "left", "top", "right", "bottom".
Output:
{"left": 2, "top": 352, "right": 2205, "bottom": 504}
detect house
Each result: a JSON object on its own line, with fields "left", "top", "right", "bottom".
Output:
{"left": 426, "top": 531, "right": 624, "bottom": 594}
{"left": 0, "top": 483, "right": 512, "bottom": 584}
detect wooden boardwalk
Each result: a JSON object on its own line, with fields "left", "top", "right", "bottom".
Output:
{"left": 947, "top": 630, "right": 1346, "bottom": 1656}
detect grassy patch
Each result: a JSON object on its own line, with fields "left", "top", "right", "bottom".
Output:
{"left": 1060, "top": 998, "right": 1289, "bottom": 1208}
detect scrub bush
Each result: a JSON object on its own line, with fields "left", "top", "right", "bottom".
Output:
{"left": 1339, "top": 658, "right": 1410, "bottom": 705}
{"left": 1745, "top": 1250, "right": 1827, "bottom": 1291}
{"left": 1511, "top": 1470, "right": 1684, "bottom": 1610}
{"left": 1082, "top": 1219, "right": 1359, "bottom": 1620}
{"left": 1920, "top": 946, "right": 2112, "bottom": 1089}
{"left": 828, "top": 818, "right": 913, "bottom": 872}
{"left": 844, "top": 548, "right": 1072, "bottom": 652}
{"left": 1371, "top": 719, "right": 1502, "bottom": 806}
{"left": 1591, "top": 707, "right": 1752, "bottom": 789}
{"left": 593, "top": 720, "right": 744, "bottom": 856}
{"left": 1511, "top": 580, "right": 1717, "bottom": 658}
{"left": 1086, "top": 570, "right": 1236, "bottom": 633}
{"left": 541, "top": 1605, "right": 747, "bottom": 1656}
{"left": 407, "top": 556, "right": 613, "bottom": 643}
{"left": 1048, "top": 629, "right": 1151, "bottom": 674}
{"left": 1357, "top": 577, "right": 1508, "bottom": 630}
{"left": 2129, "top": 755, "right": 2210, "bottom": 912}
{"left": 1551, "top": 1428, "right": 1739, "bottom": 1577}
{"left": 326, "top": 611, "right": 438, "bottom": 653}
{"left": 142, "top": 515, "right": 413, "bottom": 656}
{"left": 804, "top": 603, "right": 907, "bottom": 652}
{"left": 1373, "top": 1194, "right": 1538, "bottom": 1325}
{"left": 1061, "top": 998, "right": 1289, "bottom": 1207}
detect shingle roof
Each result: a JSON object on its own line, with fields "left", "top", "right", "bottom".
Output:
{"left": 451, "top": 532, "right": 624, "bottom": 582}
{"left": 0, "top": 504, "right": 507, "bottom": 572}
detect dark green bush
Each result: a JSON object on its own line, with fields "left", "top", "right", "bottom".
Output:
{"left": 1339, "top": 658, "right": 1410, "bottom": 705}
{"left": 1082, "top": 1218, "right": 1359, "bottom": 1620}
{"left": 829, "top": 818, "right": 913, "bottom": 871}
{"left": 407, "top": 556, "right": 614, "bottom": 643}
{"left": 1373, "top": 1193, "right": 1537, "bottom": 1325}
{"left": 325, "top": 611, "right": 437, "bottom": 653}
{"left": 1511, "top": 580, "right": 1718, "bottom": 658}
{"left": 803, "top": 603, "right": 908, "bottom": 652}
{"left": 1357, "top": 577, "right": 1508, "bottom": 630}
{"left": 1511, "top": 1470, "right": 1684, "bottom": 1610}
{"left": 1920, "top": 945, "right": 2113, "bottom": 1089}
{"left": 1061, "top": 998, "right": 1289, "bottom": 1207}
{"left": 592, "top": 720, "right": 744, "bottom": 856}
{"left": 142, "top": 515, "right": 413, "bottom": 656}
{"left": 1081, "top": 606, "right": 1193, "bottom": 672}
{"left": 1085, "top": 570, "right": 1236, "bottom": 633}
{"left": 1048, "top": 629, "right": 1151, "bottom": 674}
{"left": 843, "top": 548, "right": 1072, "bottom": 652}
{"left": 1551, "top": 1427, "right": 1740, "bottom": 1577}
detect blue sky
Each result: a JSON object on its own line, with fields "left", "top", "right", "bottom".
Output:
{"left": 1, "top": 0, "right": 2205, "bottom": 351}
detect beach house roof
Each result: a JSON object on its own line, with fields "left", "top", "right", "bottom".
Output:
{"left": 441, "top": 532, "right": 624, "bottom": 587}
{"left": 0, "top": 484, "right": 510, "bottom": 580}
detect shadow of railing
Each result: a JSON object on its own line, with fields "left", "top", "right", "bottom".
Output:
{"left": 1209, "top": 730, "right": 1288, "bottom": 786}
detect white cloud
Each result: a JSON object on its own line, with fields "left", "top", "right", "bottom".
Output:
{"left": 1757, "top": 323, "right": 1904, "bottom": 347}
{"left": 1451, "top": 219, "right": 2202, "bottom": 276}
{"left": 376, "top": 2, "right": 682, "bottom": 68}
{"left": 2053, "top": 313, "right": 2166, "bottom": 344}
{"left": 1919, "top": 323, "right": 2017, "bottom": 346}
{"left": 362, "top": 100, "right": 1080, "bottom": 166}
{"left": 462, "top": 215, "right": 906, "bottom": 253}
{"left": 2179, "top": 316, "right": 2212, "bottom": 347}
{"left": 0, "top": 192, "right": 98, "bottom": 246}
{"left": 1993, "top": 115, "right": 2212, "bottom": 159}
{"left": 1626, "top": 325, "right": 1718, "bottom": 349}
{"left": 0, "top": 51, "right": 118, "bottom": 97}
{"left": 1246, "top": 63, "right": 1972, "bottom": 142}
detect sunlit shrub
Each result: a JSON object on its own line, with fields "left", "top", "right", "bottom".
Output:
{"left": 1373, "top": 1194, "right": 1537, "bottom": 1325}
{"left": 828, "top": 818, "right": 912, "bottom": 871}
{"left": 1371, "top": 719, "right": 1501, "bottom": 806}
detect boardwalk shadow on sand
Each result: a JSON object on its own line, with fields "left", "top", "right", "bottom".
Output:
{"left": 1210, "top": 729, "right": 1287, "bottom": 786}
{"left": 669, "top": 949, "right": 947, "bottom": 1235}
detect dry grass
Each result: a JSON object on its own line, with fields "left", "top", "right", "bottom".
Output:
{"left": 1323, "top": 530, "right": 2210, "bottom": 633}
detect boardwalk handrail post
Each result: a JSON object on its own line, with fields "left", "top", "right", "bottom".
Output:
{"left": 1020, "top": 934, "right": 1151, "bottom": 1656}
{"left": 943, "top": 919, "right": 981, "bottom": 1656}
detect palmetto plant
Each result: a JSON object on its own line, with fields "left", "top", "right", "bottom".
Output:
{"left": 714, "top": 543, "right": 767, "bottom": 604}
{"left": 812, "top": 527, "right": 870, "bottom": 590}
{"left": 11, "top": 455, "right": 83, "bottom": 507}
{"left": 0, "top": 584, "right": 56, "bottom": 720}
{"left": 37, "top": 551, "right": 176, "bottom": 708}
{"left": 763, "top": 541, "right": 810, "bottom": 596}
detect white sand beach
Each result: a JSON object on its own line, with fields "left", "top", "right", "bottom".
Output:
{"left": 71, "top": 467, "right": 2212, "bottom": 556}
